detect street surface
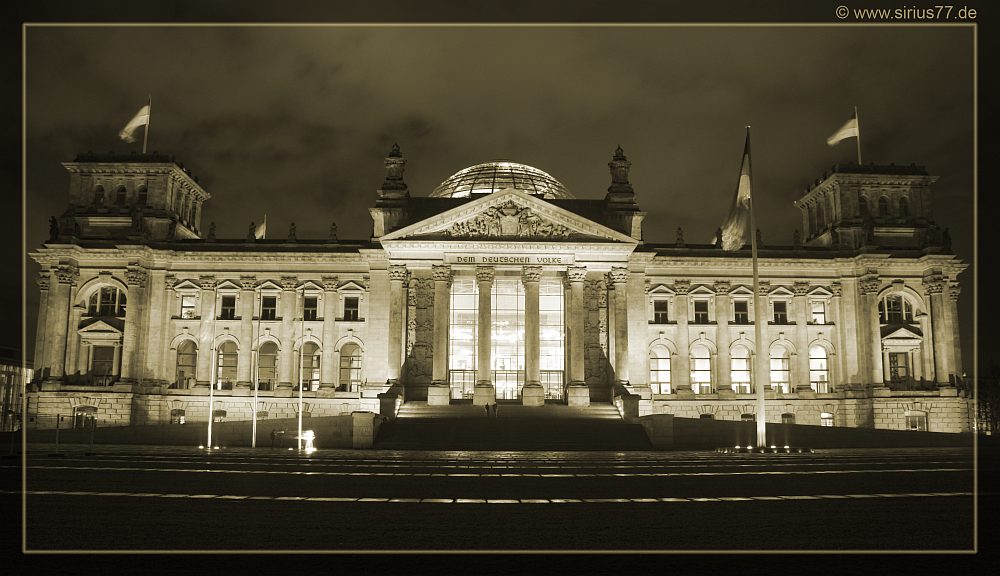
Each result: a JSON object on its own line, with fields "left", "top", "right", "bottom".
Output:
{"left": 5, "top": 444, "right": 986, "bottom": 551}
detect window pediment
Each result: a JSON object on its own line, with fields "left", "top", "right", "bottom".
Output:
{"left": 172, "top": 279, "right": 200, "bottom": 292}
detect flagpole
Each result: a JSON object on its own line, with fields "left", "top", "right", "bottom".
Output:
{"left": 142, "top": 95, "right": 151, "bottom": 155}
{"left": 854, "top": 105, "right": 862, "bottom": 165}
{"left": 746, "top": 126, "right": 767, "bottom": 449}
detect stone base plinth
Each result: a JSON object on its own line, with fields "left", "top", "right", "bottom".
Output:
{"left": 232, "top": 389, "right": 251, "bottom": 397}
{"left": 273, "top": 389, "right": 294, "bottom": 398}
{"left": 314, "top": 388, "right": 338, "bottom": 398}
{"left": 427, "top": 385, "right": 451, "bottom": 406}
{"left": 567, "top": 385, "right": 590, "bottom": 407}
{"left": 521, "top": 383, "right": 544, "bottom": 406}
{"left": 473, "top": 382, "right": 496, "bottom": 406}
{"left": 235, "top": 381, "right": 251, "bottom": 390}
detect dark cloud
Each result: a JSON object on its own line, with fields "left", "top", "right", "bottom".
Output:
{"left": 23, "top": 25, "right": 974, "bottom": 366}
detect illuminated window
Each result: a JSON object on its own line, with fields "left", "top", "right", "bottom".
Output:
{"left": 690, "top": 345, "right": 712, "bottom": 394}
{"left": 820, "top": 412, "right": 834, "bottom": 427}
{"left": 260, "top": 296, "right": 277, "bottom": 320}
{"left": 257, "top": 342, "right": 277, "bottom": 391}
{"left": 215, "top": 341, "right": 238, "bottom": 389}
{"left": 730, "top": 345, "right": 751, "bottom": 394}
{"left": 878, "top": 295, "right": 913, "bottom": 324}
{"left": 338, "top": 343, "right": 362, "bottom": 392}
{"left": 73, "top": 406, "right": 96, "bottom": 429}
{"left": 492, "top": 277, "right": 525, "bottom": 400}
{"left": 219, "top": 295, "right": 236, "bottom": 320}
{"left": 905, "top": 410, "right": 928, "bottom": 431}
{"left": 769, "top": 347, "right": 790, "bottom": 393}
{"left": 180, "top": 294, "right": 197, "bottom": 319}
{"left": 772, "top": 301, "right": 788, "bottom": 324}
{"left": 449, "top": 277, "right": 478, "bottom": 399}
{"left": 88, "top": 286, "right": 127, "bottom": 317}
{"left": 693, "top": 300, "right": 710, "bottom": 324}
{"left": 343, "top": 297, "right": 360, "bottom": 321}
{"left": 809, "top": 346, "right": 830, "bottom": 393}
{"left": 303, "top": 296, "right": 318, "bottom": 321}
{"left": 810, "top": 300, "right": 826, "bottom": 324}
{"left": 169, "top": 408, "right": 185, "bottom": 424}
{"left": 213, "top": 409, "right": 227, "bottom": 423}
{"left": 653, "top": 300, "right": 669, "bottom": 324}
{"left": 733, "top": 300, "right": 749, "bottom": 324}
{"left": 175, "top": 340, "right": 197, "bottom": 388}
{"left": 539, "top": 279, "right": 565, "bottom": 400}
{"left": 649, "top": 347, "right": 670, "bottom": 394}
{"left": 299, "top": 342, "right": 321, "bottom": 391}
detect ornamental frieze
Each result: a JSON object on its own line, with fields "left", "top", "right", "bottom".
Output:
{"left": 444, "top": 200, "right": 575, "bottom": 240}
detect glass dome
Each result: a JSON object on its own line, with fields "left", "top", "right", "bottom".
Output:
{"left": 429, "top": 160, "right": 573, "bottom": 199}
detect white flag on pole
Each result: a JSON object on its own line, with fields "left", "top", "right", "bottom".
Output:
{"left": 826, "top": 114, "right": 859, "bottom": 146}
{"left": 254, "top": 214, "right": 267, "bottom": 239}
{"left": 716, "top": 130, "right": 752, "bottom": 251}
{"left": 119, "top": 104, "right": 150, "bottom": 143}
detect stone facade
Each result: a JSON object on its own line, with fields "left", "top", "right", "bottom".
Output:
{"left": 28, "top": 149, "right": 971, "bottom": 434}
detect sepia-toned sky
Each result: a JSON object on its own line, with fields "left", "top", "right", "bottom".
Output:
{"left": 21, "top": 24, "right": 974, "bottom": 366}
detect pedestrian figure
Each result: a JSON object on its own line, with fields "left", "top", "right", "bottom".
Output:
{"left": 484, "top": 404, "right": 490, "bottom": 417}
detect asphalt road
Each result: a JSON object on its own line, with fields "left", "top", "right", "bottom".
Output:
{"left": 4, "top": 444, "right": 988, "bottom": 552}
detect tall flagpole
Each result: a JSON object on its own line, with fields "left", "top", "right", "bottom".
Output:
{"left": 746, "top": 126, "right": 767, "bottom": 448}
{"left": 854, "top": 105, "right": 862, "bottom": 165}
{"left": 142, "top": 95, "right": 151, "bottom": 155}
{"left": 297, "top": 287, "right": 304, "bottom": 450}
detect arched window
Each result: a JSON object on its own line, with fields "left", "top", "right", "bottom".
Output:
{"left": 648, "top": 347, "right": 671, "bottom": 394}
{"left": 899, "top": 196, "right": 909, "bottom": 218}
{"left": 809, "top": 345, "right": 830, "bottom": 393}
{"left": 136, "top": 186, "right": 148, "bottom": 207}
{"left": 93, "top": 185, "right": 105, "bottom": 205}
{"left": 115, "top": 186, "right": 127, "bottom": 206}
{"left": 879, "top": 294, "right": 914, "bottom": 324}
{"left": 859, "top": 195, "right": 869, "bottom": 218}
{"left": 730, "top": 345, "right": 751, "bottom": 394}
{"left": 215, "top": 341, "right": 238, "bottom": 389}
{"left": 690, "top": 344, "right": 712, "bottom": 394}
{"left": 339, "top": 343, "right": 362, "bottom": 392}
{"left": 87, "top": 286, "right": 127, "bottom": 317}
{"left": 299, "top": 342, "right": 321, "bottom": 391}
{"left": 878, "top": 196, "right": 890, "bottom": 218}
{"left": 257, "top": 342, "right": 278, "bottom": 391}
{"left": 175, "top": 340, "right": 197, "bottom": 389}
{"left": 769, "top": 346, "right": 790, "bottom": 393}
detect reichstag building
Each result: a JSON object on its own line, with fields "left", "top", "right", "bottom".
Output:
{"left": 27, "top": 144, "right": 971, "bottom": 433}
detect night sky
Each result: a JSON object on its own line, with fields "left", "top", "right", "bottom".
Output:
{"left": 20, "top": 23, "right": 974, "bottom": 369}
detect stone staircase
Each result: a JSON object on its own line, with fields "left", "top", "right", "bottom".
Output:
{"left": 376, "top": 401, "right": 652, "bottom": 451}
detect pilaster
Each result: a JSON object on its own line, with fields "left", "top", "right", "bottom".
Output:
{"left": 474, "top": 265, "right": 495, "bottom": 405}
{"left": 320, "top": 276, "right": 339, "bottom": 389}
{"left": 277, "top": 275, "right": 297, "bottom": 389}
{"left": 714, "top": 281, "right": 732, "bottom": 392}
{"left": 236, "top": 275, "right": 256, "bottom": 388}
{"left": 609, "top": 267, "right": 629, "bottom": 384}
{"left": 793, "top": 281, "right": 811, "bottom": 393}
{"left": 924, "top": 273, "right": 950, "bottom": 383}
{"left": 195, "top": 275, "right": 217, "bottom": 387}
{"left": 120, "top": 264, "right": 147, "bottom": 380}
{"left": 387, "top": 264, "right": 407, "bottom": 382}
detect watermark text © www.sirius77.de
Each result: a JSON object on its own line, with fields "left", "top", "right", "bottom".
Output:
{"left": 835, "top": 5, "right": 977, "bottom": 20}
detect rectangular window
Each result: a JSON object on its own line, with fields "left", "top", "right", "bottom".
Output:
{"left": 91, "top": 345, "right": 115, "bottom": 385}
{"left": 649, "top": 356, "right": 670, "bottom": 394}
{"left": 730, "top": 356, "right": 751, "bottom": 394}
{"left": 653, "top": 300, "right": 669, "bottom": 324}
{"left": 219, "top": 295, "right": 236, "bottom": 320}
{"left": 693, "top": 300, "right": 710, "bottom": 324}
{"left": 261, "top": 295, "right": 277, "bottom": 320}
{"left": 889, "top": 352, "right": 910, "bottom": 383}
{"left": 772, "top": 301, "right": 788, "bottom": 324}
{"left": 905, "top": 413, "right": 928, "bottom": 431}
{"left": 303, "top": 296, "right": 318, "bottom": 321}
{"left": 810, "top": 300, "right": 826, "bottom": 324}
{"left": 770, "top": 356, "right": 790, "bottom": 393}
{"left": 449, "top": 278, "right": 478, "bottom": 399}
{"left": 180, "top": 294, "right": 197, "bottom": 319}
{"left": 820, "top": 412, "right": 834, "bottom": 427}
{"left": 733, "top": 300, "right": 749, "bottom": 324}
{"left": 343, "top": 297, "right": 360, "bottom": 321}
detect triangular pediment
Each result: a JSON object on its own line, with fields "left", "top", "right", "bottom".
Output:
{"left": 381, "top": 188, "right": 636, "bottom": 244}
{"left": 215, "top": 279, "right": 241, "bottom": 291}
{"left": 881, "top": 324, "right": 923, "bottom": 340}
{"left": 79, "top": 318, "right": 124, "bottom": 334}
{"left": 769, "top": 286, "right": 795, "bottom": 297}
{"left": 338, "top": 280, "right": 366, "bottom": 292}
{"left": 729, "top": 286, "right": 754, "bottom": 296}
{"left": 689, "top": 285, "right": 716, "bottom": 296}
{"left": 173, "top": 279, "right": 200, "bottom": 292}
{"left": 257, "top": 280, "right": 282, "bottom": 291}
{"left": 808, "top": 286, "right": 834, "bottom": 297}
{"left": 648, "top": 284, "right": 675, "bottom": 296}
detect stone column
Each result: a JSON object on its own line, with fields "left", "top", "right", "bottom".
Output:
{"left": 33, "top": 272, "right": 51, "bottom": 380}
{"left": 673, "top": 281, "right": 691, "bottom": 393}
{"left": 120, "top": 265, "right": 147, "bottom": 381}
{"left": 947, "top": 281, "right": 962, "bottom": 380}
{"left": 387, "top": 264, "right": 407, "bottom": 383}
{"left": 159, "top": 275, "right": 176, "bottom": 381}
{"left": 753, "top": 282, "right": 771, "bottom": 394}
{"left": 792, "top": 281, "right": 811, "bottom": 393}
{"left": 65, "top": 303, "right": 85, "bottom": 378}
{"left": 112, "top": 342, "right": 122, "bottom": 377}
{"left": 610, "top": 267, "right": 630, "bottom": 384}
{"left": 320, "top": 276, "right": 339, "bottom": 390}
{"left": 276, "top": 275, "right": 297, "bottom": 390}
{"left": 860, "top": 273, "right": 883, "bottom": 386}
{"left": 46, "top": 264, "right": 78, "bottom": 380}
{"left": 473, "top": 266, "right": 495, "bottom": 405}
{"left": 77, "top": 342, "right": 90, "bottom": 375}
{"left": 521, "top": 266, "right": 544, "bottom": 406}
{"left": 144, "top": 270, "right": 167, "bottom": 383}
{"left": 194, "top": 276, "right": 217, "bottom": 387}
{"left": 236, "top": 276, "right": 256, "bottom": 389}
{"left": 427, "top": 265, "right": 452, "bottom": 406}
{"left": 924, "top": 273, "right": 950, "bottom": 383}
{"left": 830, "top": 281, "right": 844, "bottom": 391}
{"left": 714, "top": 281, "right": 732, "bottom": 393}
{"left": 566, "top": 266, "right": 587, "bottom": 385}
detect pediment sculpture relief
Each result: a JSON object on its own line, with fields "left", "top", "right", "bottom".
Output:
{"left": 445, "top": 200, "right": 575, "bottom": 239}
